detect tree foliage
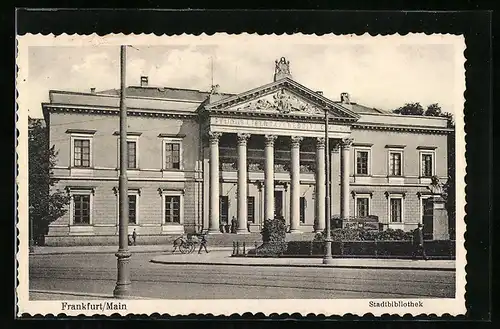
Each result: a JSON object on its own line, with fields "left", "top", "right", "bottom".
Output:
{"left": 393, "top": 102, "right": 425, "bottom": 116}
{"left": 29, "top": 118, "right": 70, "bottom": 244}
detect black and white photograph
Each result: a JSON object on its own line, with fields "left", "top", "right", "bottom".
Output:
{"left": 16, "top": 33, "right": 466, "bottom": 316}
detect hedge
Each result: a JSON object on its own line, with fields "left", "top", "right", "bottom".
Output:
{"left": 283, "top": 240, "right": 455, "bottom": 258}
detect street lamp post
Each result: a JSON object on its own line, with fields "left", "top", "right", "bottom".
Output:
{"left": 323, "top": 108, "right": 334, "bottom": 264}
{"left": 113, "top": 45, "right": 132, "bottom": 298}
{"left": 29, "top": 206, "right": 35, "bottom": 254}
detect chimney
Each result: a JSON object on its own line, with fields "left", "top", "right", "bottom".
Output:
{"left": 90, "top": 87, "right": 96, "bottom": 93}
{"left": 316, "top": 91, "right": 323, "bottom": 96}
{"left": 140, "top": 76, "right": 148, "bottom": 87}
{"left": 340, "top": 92, "right": 350, "bottom": 104}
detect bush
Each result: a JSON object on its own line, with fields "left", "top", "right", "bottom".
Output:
{"left": 255, "top": 218, "right": 287, "bottom": 256}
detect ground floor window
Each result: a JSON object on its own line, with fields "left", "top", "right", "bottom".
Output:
{"left": 165, "top": 196, "right": 181, "bottom": 223}
{"left": 73, "top": 194, "right": 91, "bottom": 225}
{"left": 128, "top": 194, "right": 137, "bottom": 224}
{"left": 390, "top": 198, "right": 403, "bottom": 223}
{"left": 300, "top": 197, "right": 306, "bottom": 223}
{"left": 356, "top": 197, "right": 370, "bottom": 218}
{"left": 247, "top": 196, "right": 255, "bottom": 223}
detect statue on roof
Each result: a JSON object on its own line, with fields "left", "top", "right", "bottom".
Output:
{"left": 274, "top": 57, "right": 292, "bottom": 81}
{"left": 275, "top": 57, "right": 290, "bottom": 75}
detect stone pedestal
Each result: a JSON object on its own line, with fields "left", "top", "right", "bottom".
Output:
{"left": 422, "top": 195, "right": 449, "bottom": 240}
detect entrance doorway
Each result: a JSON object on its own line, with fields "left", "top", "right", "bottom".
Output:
{"left": 274, "top": 190, "right": 284, "bottom": 219}
{"left": 219, "top": 196, "right": 229, "bottom": 233}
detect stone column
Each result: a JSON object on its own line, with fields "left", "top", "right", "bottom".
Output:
{"left": 264, "top": 135, "right": 277, "bottom": 221}
{"left": 208, "top": 132, "right": 222, "bottom": 233}
{"left": 236, "top": 133, "right": 250, "bottom": 234}
{"left": 340, "top": 138, "right": 353, "bottom": 220}
{"left": 331, "top": 142, "right": 340, "bottom": 216}
{"left": 315, "top": 137, "right": 326, "bottom": 232}
{"left": 290, "top": 136, "right": 303, "bottom": 233}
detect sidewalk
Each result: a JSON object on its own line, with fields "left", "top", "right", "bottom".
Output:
{"left": 150, "top": 251, "right": 456, "bottom": 271}
{"left": 30, "top": 245, "right": 233, "bottom": 255}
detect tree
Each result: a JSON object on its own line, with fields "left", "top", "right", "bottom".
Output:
{"left": 425, "top": 103, "right": 443, "bottom": 117}
{"left": 29, "top": 118, "right": 70, "bottom": 245}
{"left": 393, "top": 102, "right": 425, "bottom": 116}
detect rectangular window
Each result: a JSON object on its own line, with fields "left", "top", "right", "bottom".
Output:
{"left": 389, "top": 152, "right": 402, "bottom": 176}
{"left": 74, "top": 139, "right": 90, "bottom": 167}
{"left": 356, "top": 197, "right": 369, "bottom": 218}
{"left": 421, "top": 153, "right": 433, "bottom": 177}
{"left": 127, "top": 141, "right": 137, "bottom": 169}
{"left": 390, "top": 198, "right": 402, "bottom": 223}
{"left": 164, "top": 196, "right": 181, "bottom": 223}
{"left": 247, "top": 196, "right": 255, "bottom": 224}
{"left": 356, "top": 150, "right": 369, "bottom": 175}
{"left": 73, "top": 194, "right": 90, "bottom": 224}
{"left": 299, "top": 197, "right": 306, "bottom": 223}
{"left": 165, "top": 143, "right": 181, "bottom": 169}
{"left": 128, "top": 194, "right": 137, "bottom": 224}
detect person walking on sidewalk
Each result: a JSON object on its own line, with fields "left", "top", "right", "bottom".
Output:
{"left": 198, "top": 234, "right": 209, "bottom": 254}
{"left": 412, "top": 223, "right": 428, "bottom": 260}
{"left": 132, "top": 229, "right": 137, "bottom": 246}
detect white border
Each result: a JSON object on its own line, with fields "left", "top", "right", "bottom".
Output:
{"left": 16, "top": 33, "right": 467, "bottom": 317}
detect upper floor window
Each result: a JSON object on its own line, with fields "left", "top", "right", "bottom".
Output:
{"left": 356, "top": 150, "right": 369, "bottom": 175}
{"left": 389, "top": 152, "right": 402, "bottom": 176}
{"left": 165, "top": 143, "right": 181, "bottom": 169}
{"left": 74, "top": 139, "right": 91, "bottom": 168}
{"left": 67, "top": 129, "right": 96, "bottom": 169}
{"left": 421, "top": 153, "right": 434, "bottom": 177}
{"left": 127, "top": 141, "right": 137, "bottom": 169}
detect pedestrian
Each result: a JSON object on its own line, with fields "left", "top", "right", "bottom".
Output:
{"left": 132, "top": 228, "right": 137, "bottom": 246}
{"left": 198, "top": 234, "right": 209, "bottom": 254}
{"left": 231, "top": 216, "right": 237, "bottom": 234}
{"left": 412, "top": 223, "right": 428, "bottom": 260}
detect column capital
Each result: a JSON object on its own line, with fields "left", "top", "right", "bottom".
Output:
{"left": 264, "top": 134, "right": 277, "bottom": 146}
{"left": 237, "top": 133, "right": 251, "bottom": 145}
{"left": 316, "top": 137, "right": 326, "bottom": 149}
{"left": 290, "top": 136, "right": 303, "bottom": 148}
{"left": 208, "top": 131, "right": 222, "bottom": 145}
{"left": 340, "top": 137, "right": 354, "bottom": 150}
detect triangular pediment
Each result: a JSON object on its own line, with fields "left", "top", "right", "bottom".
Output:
{"left": 206, "top": 78, "right": 359, "bottom": 121}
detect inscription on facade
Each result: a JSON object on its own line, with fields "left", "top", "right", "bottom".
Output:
{"left": 212, "top": 117, "right": 316, "bottom": 130}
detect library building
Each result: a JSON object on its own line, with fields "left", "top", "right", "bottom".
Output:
{"left": 42, "top": 57, "right": 453, "bottom": 246}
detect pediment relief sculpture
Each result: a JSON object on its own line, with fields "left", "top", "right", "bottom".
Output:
{"left": 234, "top": 90, "right": 324, "bottom": 115}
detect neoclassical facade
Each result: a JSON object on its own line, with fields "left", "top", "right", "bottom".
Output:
{"left": 42, "top": 58, "right": 453, "bottom": 246}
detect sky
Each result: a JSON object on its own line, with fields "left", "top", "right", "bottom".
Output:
{"left": 23, "top": 36, "right": 463, "bottom": 119}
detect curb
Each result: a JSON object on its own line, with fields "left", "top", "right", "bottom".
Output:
{"left": 30, "top": 247, "right": 233, "bottom": 256}
{"left": 149, "top": 259, "right": 456, "bottom": 272}
{"left": 30, "top": 289, "right": 151, "bottom": 300}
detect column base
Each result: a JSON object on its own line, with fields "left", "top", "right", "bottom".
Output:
{"left": 289, "top": 229, "right": 302, "bottom": 234}
{"left": 314, "top": 229, "right": 325, "bottom": 233}
{"left": 322, "top": 256, "right": 335, "bottom": 265}
{"left": 207, "top": 229, "right": 222, "bottom": 234}
{"left": 236, "top": 229, "right": 250, "bottom": 234}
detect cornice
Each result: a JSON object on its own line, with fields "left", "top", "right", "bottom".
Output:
{"left": 352, "top": 123, "right": 454, "bottom": 135}
{"left": 207, "top": 110, "right": 357, "bottom": 123}
{"left": 44, "top": 104, "right": 197, "bottom": 119}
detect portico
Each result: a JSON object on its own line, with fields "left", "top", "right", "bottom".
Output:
{"left": 201, "top": 77, "right": 359, "bottom": 234}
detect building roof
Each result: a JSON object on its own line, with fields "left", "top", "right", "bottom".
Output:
{"left": 98, "top": 86, "right": 235, "bottom": 102}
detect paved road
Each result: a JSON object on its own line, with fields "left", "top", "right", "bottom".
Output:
{"left": 29, "top": 252, "right": 455, "bottom": 300}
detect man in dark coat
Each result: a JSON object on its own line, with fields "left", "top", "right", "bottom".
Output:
{"left": 198, "top": 234, "right": 209, "bottom": 254}
{"left": 412, "top": 223, "right": 428, "bottom": 260}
